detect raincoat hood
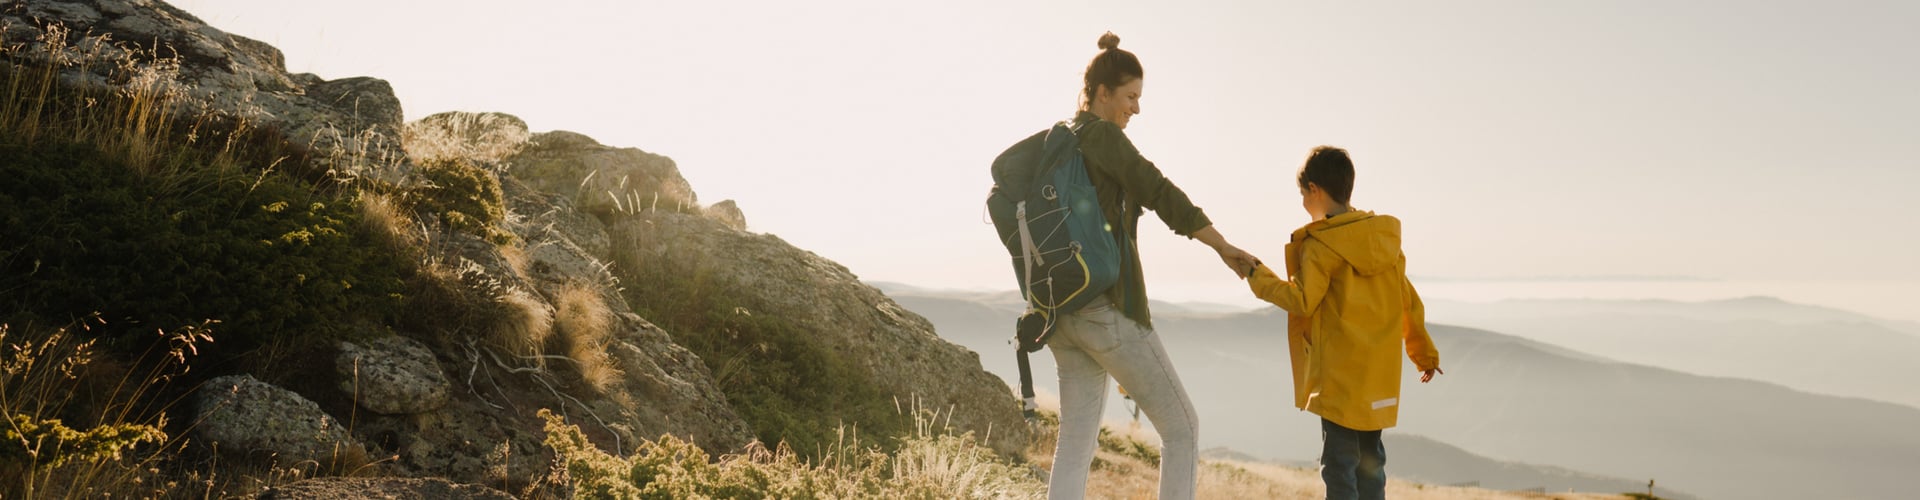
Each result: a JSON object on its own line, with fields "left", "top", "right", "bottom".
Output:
{"left": 1297, "top": 211, "right": 1402, "bottom": 277}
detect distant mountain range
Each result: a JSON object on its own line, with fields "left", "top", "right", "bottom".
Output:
{"left": 1380, "top": 434, "right": 1677, "bottom": 498}
{"left": 868, "top": 281, "right": 1257, "bottom": 317}
{"left": 1427, "top": 297, "right": 1920, "bottom": 408}
{"left": 1431, "top": 295, "right": 1920, "bottom": 337}
{"left": 882, "top": 283, "right": 1920, "bottom": 500}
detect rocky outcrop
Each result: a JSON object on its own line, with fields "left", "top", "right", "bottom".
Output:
{"left": 498, "top": 176, "right": 758, "bottom": 451}
{"left": 0, "top": 0, "right": 407, "bottom": 182}
{"left": 336, "top": 336, "right": 451, "bottom": 415}
{"left": 388, "top": 109, "right": 1028, "bottom": 461}
{"left": 14, "top": 0, "right": 1027, "bottom": 488}
{"left": 442, "top": 111, "right": 1028, "bottom": 455}
{"left": 325, "top": 112, "right": 757, "bottom": 487}
{"left": 607, "top": 211, "right": 1030, "bottom": 456}
{"left": 599, "top": 311, "right": 754, "bottom": 446}
{"left": 259, "top": 478, "right": 515, "bottom": 500}
{"left": 193, "top": 375, "right": 364, "bottom": 466}
{"left": 350, "top": 220, "right": 754, "bottom": 486}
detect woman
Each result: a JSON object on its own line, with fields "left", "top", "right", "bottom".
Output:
{"left": 1045, "top": 31, "right": 1257, "bottom": 500}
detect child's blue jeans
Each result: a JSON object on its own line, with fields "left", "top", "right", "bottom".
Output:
{"left": 1321, "top": 418, "right": 1386, "bottom": 500}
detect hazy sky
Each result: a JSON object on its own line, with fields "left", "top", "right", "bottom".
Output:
{"left": 173, "top": 1, "right": 1919, "bottom": 315}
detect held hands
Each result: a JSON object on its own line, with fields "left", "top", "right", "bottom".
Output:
{"left": 1192, "top": 226, "right": 1259, "bottom": 279}
{"left": 1420, "top": 367, "right": 1444, "bottom": 383}
{"left": 1216, "top": 244, "right": 1259, "bottom": 279}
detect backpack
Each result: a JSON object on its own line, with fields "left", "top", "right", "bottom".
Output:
{"left": 986, "top": 121, "right": 1121, "bottom": 418}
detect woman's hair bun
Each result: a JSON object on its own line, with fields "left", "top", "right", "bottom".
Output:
{"left": 1097, "top": 32, "right": 1121, "bottom": 51}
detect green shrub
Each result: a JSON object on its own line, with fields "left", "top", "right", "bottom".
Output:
{"left": 407, "top": 157, "right": 512, "bottom": 245}
{"left": 0, "top": 141, "right": 410, "bottom": 358}
{"left": 0, "top": 413, "right": 164, "bottom": 470}
{"left": 0, "top": 320, "right": 209, "bottom": 498}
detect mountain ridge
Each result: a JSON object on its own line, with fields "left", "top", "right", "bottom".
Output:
{"left": 892, "top": 285, "right": 1920, "bottom": 500}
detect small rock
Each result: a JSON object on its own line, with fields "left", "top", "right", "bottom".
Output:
{"left": 705, "top": 199, "right": 747, "bottom": 231}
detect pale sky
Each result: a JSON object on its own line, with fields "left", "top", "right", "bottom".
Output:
{"left": 174, "top": 1, "right": 1920, "bottom": 317}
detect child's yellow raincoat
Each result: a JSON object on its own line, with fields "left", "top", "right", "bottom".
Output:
{"left": 1249, "top": 210, "right": 1440, "bottom": 431}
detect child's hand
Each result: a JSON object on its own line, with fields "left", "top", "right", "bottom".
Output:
{"left": 1420, "top": 367, "right": 1443, "bottom": 383}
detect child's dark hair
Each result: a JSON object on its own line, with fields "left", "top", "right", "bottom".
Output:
{"left": 1298, "top": 146, "right": 1355, "bottom": 205}
{"left": 1081, "top": 32, "right": 1143, "bottom": 111}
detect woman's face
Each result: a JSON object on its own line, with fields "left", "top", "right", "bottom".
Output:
{"left": 1094, "top": 77, "right": 1144, "bottom": 129}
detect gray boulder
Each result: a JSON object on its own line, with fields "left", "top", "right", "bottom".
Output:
{"left": 193, "top": 374, "right": 362, "bottom": 466}
{"left": 705, "top": 199, "right": 748, "bottom": 231}
{"left": 336, "top": 336, "right": 452, "bottom": 415}
{"left": 306, "top": 77, "right": 406, "bottom": 139}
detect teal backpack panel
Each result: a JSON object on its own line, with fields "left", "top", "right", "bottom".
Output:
{"left": 986, "top": 121, "right": 1121, "bottom": 416}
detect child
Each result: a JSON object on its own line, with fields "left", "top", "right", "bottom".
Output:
{"left": 1246, "top": 146, "right": 1442, "bottom": 500}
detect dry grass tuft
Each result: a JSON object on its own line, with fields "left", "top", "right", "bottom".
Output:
{"left": 490, "top": 288, "right": 555, "bottom": 366}
{"left": 356, "top": 190, "right": 421, "bottom": 256}
{"left": 542, "top": 399, "right": 1044, "bottom": 498}
{"left": 553, "top": 284, "right": 621, "bottom": 394}
{"left": 499, "top": 243, "right": 531, "bottom": 281}
{"left": 401, "top": 111, "right": 531, "bottom": 166}
{"left": 404, "top": 246, "right": 554, "bottom": 366}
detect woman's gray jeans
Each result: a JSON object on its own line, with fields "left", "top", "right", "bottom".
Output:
{"left": 1046, "top": 299, "right": 1199, "bottom": 499}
